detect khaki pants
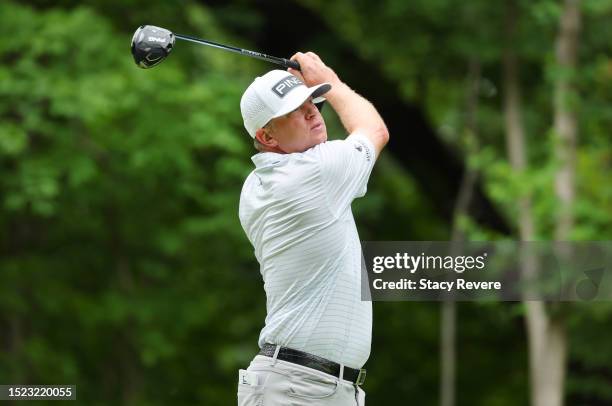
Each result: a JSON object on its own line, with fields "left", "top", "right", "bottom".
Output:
{"left": 237, "top": 355, "right": 366, "bottom": 406}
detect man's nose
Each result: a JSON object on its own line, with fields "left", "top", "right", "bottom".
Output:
{"left": 303, "top": 102, "right": 317, "bottom": 119}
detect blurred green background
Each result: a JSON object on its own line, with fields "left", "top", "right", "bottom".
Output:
{"left": 1, "top": 0, "right": 611, "bottom": 404}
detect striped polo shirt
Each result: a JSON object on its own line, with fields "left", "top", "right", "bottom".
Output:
{"left": 239, "top": 132, "right": 376, "bottom": 369}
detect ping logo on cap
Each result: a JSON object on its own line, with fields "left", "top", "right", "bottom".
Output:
{"left": 272, "top": 75, "right": 303, "bottom": 98}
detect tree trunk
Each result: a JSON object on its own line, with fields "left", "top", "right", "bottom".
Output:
{"left": 554, "top": 0, "right": 580, "bottom": 241}
{"left": 440, "top": 58, "right": 481, "bottom": 406}
{"left": 440, "top": 300, "right": 456, "bottom": 406}
{"left": 503, "top": 0, "right": 580, "bottom": 404}
{"left": 525, "top": 305, "right": 567, "bottom": 406}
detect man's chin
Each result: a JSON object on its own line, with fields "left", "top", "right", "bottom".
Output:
{"left": 309, "top": 134, "right": 327, "bottom": 149}
{"left": 292, "top": 133, "right": 327, "bottom": 153}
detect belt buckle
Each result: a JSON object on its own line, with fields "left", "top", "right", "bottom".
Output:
{"left": 356, "top": 369, "right": 366, "bottom": 386}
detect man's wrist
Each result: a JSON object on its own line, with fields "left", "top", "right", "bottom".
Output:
{"left": 325, "top": 81, "right": 351, "bottom": 103}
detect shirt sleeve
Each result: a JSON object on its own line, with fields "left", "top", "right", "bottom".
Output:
{"left": 316, "top": 132, "right": 377, "bottom": 216}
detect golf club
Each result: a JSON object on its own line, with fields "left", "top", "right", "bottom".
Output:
{"left": 131, "top": 25, "right": 300, "bottom": 71}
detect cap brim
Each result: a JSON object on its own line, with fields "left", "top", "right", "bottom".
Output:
{"left": 270, "top": 83, "right": 331, "bottom": 120}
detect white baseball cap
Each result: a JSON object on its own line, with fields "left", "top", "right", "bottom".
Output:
{"left": 240, "top": 70, "right": 331, "bottom": 138}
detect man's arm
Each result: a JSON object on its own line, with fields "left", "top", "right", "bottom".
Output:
{"left": 288, "top": 52, "right": 389, "bottom": 157}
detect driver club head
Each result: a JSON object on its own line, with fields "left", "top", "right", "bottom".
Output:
{"left": 131, "top": 25, "right": 175, "bottom": 69}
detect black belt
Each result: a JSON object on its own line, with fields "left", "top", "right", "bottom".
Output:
{"left": 259, "top": 343, "right": 366, "bottom": 386}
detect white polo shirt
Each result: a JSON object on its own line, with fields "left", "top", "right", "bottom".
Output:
{"left": 239, "top": 132, "right": 376, "bottom": 369}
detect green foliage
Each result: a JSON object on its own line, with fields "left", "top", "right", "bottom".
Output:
{"left": 1, "top": 0, "right": 611, "bottom": 404}
{"left": 0, "top": 2, "right": 259, "bottom": 404}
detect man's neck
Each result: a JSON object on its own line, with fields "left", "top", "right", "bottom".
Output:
{"left": 260, "top": 145, "right": 287, "bottom": 154}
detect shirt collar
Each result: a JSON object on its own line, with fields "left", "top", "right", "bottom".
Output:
{"left": 251, "top": 152, "right": 286, "bottom": 168}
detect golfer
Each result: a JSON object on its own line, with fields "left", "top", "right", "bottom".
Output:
{"left": 237, "top": 51, "right": 388, "bottom": 405}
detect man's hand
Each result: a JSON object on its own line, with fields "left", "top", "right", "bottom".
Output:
{"left": 288, "top": 52, "right": 389, "bottom": 157}
{"left": 288, "top": 52, "right": 341, "bottom": 88}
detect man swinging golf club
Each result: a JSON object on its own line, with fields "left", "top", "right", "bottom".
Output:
{"left": 238, "top": 51, "right": 389, "bottom": 406}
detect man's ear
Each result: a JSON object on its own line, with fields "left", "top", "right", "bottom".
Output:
{"left": 255, "top": 127, "right": 278, "bottom": 148}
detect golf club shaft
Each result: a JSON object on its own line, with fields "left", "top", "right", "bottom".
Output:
{"left": 175, "top": 33, "right": 300, "bottom": 71}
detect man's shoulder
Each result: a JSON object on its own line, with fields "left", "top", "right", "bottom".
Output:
{"left": 314, "top": 134, "right": 375, "bottom": 156}
{"left": 239, "top": 155, "right": 319, "bottom": 199}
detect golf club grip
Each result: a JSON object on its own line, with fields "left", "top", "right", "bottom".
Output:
{"left": 284, "top": 59, "right": 301, "bottom": 71}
